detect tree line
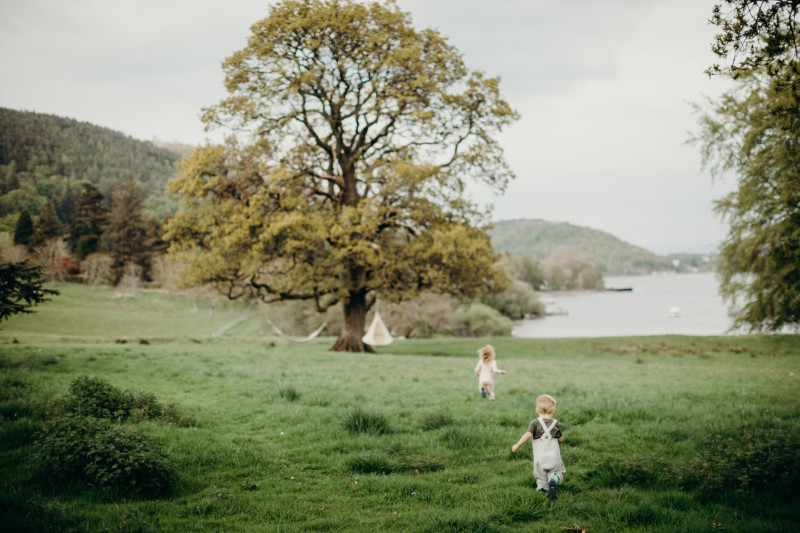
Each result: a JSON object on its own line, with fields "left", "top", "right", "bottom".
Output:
{"left": 0, "top": 107, "right": 182, "bottom": 228}
{"left": 3, "top": 176, "right": 165, "bottom": 286}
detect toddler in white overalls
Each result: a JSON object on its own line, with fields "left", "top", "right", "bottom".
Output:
{"left": 511, "top": 394, "right": 566, "bottom": 498}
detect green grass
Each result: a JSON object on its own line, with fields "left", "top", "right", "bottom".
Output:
{"left": 1, "top": 284, "right": 799, "bottom": 531}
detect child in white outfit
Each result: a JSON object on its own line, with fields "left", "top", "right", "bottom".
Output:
{"left": 511, "top": 394, "right": 566, "bottom": 498}
{"left": 474, "top": 344, "right": 506, "bottom": 402}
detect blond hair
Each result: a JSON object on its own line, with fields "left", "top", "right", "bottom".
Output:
{"left": 536, "top": 394, "right": 557, "bottom": 415}
{"left": 478, "top": 344, "right": 495, "bottom": 363}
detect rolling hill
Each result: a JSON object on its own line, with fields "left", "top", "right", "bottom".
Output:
{"left": 488, "top": 218, "right": 674, "bottom": 276}
{"left": 0, "top": 107, "right": 183, "bottom": 221}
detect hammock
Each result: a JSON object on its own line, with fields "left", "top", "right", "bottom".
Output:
{"left": 362, "top": 311, "right": 393, "bottom": 346}
{"left": 267, "top": 317, "right": 328, "bottom": 344}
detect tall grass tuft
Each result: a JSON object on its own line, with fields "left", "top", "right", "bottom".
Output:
{"left": 342, "top": 407, "right": 392, "bottom": 434}
{"left": 420, "top": 410, "right": 454, "bottom": 430}
{"left": 277, "top": 385, "right": 301, "bottom": 402}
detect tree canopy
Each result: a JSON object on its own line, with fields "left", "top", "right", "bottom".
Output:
{"left": 166, "top": 0, "right": 517, "bottom": 351}
{"left": 696, "top": 1, "right": 800, "bottom": 332}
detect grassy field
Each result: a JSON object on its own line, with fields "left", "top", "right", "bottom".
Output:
{"left": 1, "top": 284, "right": 799, "bottom": 532}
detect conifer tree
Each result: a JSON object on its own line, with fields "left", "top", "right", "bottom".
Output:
{"left": 30, "top": 200, "right": 62, "bottom": 248}
{"left": 102, "top": 177, "right": 150, "bottom": 280}
{"left": 69, "top": 183, "right": 109, "bottom": 260}
{"left": 13, "top": 208, "right": 34, "bottom": 247}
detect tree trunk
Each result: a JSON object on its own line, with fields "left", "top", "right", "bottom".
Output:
{"left": 331, "top": 288, "right": 374, "bottom": 352}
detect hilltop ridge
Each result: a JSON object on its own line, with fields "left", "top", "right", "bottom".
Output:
{"left": 488, "top": 219, "right": 675, "bottom": 276}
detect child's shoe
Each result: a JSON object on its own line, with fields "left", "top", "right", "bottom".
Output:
{"left": 480, "top": 387, "right": 486, "bottom": 399}
{"left": 548, "top": 474, "right": 560, "bottom": 499}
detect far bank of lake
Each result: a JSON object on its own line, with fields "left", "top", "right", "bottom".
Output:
{"left": 513, "top": 272, "right": 732, "bottom": 338}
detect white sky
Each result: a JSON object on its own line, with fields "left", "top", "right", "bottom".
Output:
{"left": 0, "top": 0, "right": 736, "bottom": 254}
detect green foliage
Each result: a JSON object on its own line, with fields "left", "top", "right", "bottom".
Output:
{"left": 102, "top": 177, "right": 152, "bottom": 280}
{"left": 695, "top": 71, "right": 800, "bottom": 332}
{"left": 12, "top": 208, "right": 33, "bottom": 246}
{"left": 483, "top": 279, "right": 544, "bottom": 319}
{"left": 0, "top": 260, "right": 58, "bottom": 321}
{"left": 69, "top": 182, "right": 108, "bottom": 260}
{"left": 697, "top": 2, "right": 800, "bottom": 332}
{"left": 707, "top": 1, "right": 800, "bottom": 79}
{"left": 450, "top": 303, "right": 513, "bottom": 337}
{"left": 55, "top": 375, "right": 193, "bottom": 426}
{"left": 0, "top": 107, "right": 182, "bottom": 220}
{"left": 30, "top": 200, "right": 61, "bottom": 247}
{"left": 490, "top": 219, "right": 673, "bottom": 276}
{"left": 342, "top": 407, "right": 392, "bottom": 435}
{"left": 167, "top": 0, "right": 516, "bottom": 351}
{"left": 31, "top": 414, "right": 176, "bottom": 497}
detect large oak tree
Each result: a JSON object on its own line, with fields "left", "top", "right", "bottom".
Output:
{"left": 166, "top": 0, "right": 516, "bottom": 351}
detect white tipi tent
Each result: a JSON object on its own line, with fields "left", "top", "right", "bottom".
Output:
{"left": 362, "top": 311, "right": 393, "bottom": 346}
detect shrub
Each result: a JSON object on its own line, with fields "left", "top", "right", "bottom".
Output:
{"left": 342, "top": 407, "right": 392, "bottom": 435}
{"left": 31, "top": 415, "right": 176, "bottom": 497}
{"left": 450, "top": 303, "right": 513, "bottom": 337}
{"left": 60, "top": 376, "right": 134, "bottom": 420}
{"left": 55, "top": 376, "right": 194, "bottom": 425}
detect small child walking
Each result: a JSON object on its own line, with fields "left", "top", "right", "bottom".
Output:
{"left": 474, "top": 344, "right": 506, "bottom": 402}
{"left": 511, "top": 394, "right": 565, "bottom": 498}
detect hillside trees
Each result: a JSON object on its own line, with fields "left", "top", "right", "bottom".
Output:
{"left": 69, "top": 183, "right": 109, "bottom": 260}
{"left": 13, "top": 208, "right": 33, "bottom": 246}
{"left": 30, "top": 200, "right": 61, "bottom": 248}
{"left": 166, "top": 0, "right": 517, "bottom": 352}
{"left": 102, "top": 177, "right": 152, "bottom": 280}
{"left": 695, "top": 0, "right": 800, "bottom": 331}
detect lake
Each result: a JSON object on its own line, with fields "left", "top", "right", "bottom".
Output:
{"left": 513, "top": 272, "right": 734, "bottom": 338}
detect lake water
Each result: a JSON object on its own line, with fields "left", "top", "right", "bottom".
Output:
{"left": 513, "top": 272, "right": 734, "bottom": 338}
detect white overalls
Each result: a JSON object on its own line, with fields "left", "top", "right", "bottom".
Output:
{"left": 532, "top": 417, "right": 566, "bottom": 491}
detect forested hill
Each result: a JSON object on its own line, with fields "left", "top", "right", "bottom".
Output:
{"left": 488, "top": 219, "right": 673, "bottom": 275}
{"left": 0, "top": 107, "right": 183, "bottom": 220}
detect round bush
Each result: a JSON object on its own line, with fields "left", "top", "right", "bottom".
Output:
{"left": 32, "top": 415, "right": 176, "bottom": 497}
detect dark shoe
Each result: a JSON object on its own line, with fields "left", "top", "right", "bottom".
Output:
{"left": 548, "top": 475, "right": 559, "bottom": 499}
{"left": 480, "top": 387, "right": 486, "bottom": 399}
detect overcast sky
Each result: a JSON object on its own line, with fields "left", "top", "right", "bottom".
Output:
{"left": 0, "top": 0, "right": 736, "bottom": 254}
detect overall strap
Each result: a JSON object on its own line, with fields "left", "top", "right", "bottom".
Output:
{"left": 538, "top": 418, "right": 553, "bottom": 440}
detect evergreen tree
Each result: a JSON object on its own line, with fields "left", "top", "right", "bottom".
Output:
{"left": 102, "top": 177, "right": 150, "bottom": 280}
{"left": 30, "top": 200, "right": 62, "bottom": 248}
{"left": 69, "top": 183, "right": 108, "bottom": 260}
{"left": 13, "top": 208, "right": 34, "bottom": 246}
{"left": 0, "top": 260, "right": 58, "bottom": 322}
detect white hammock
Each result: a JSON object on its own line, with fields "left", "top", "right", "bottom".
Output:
{"left": 267, "top": 317, "right": 327, "bottom": 344}
{"left": 362, "top": 311, "right": 393, "bottom": 346}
